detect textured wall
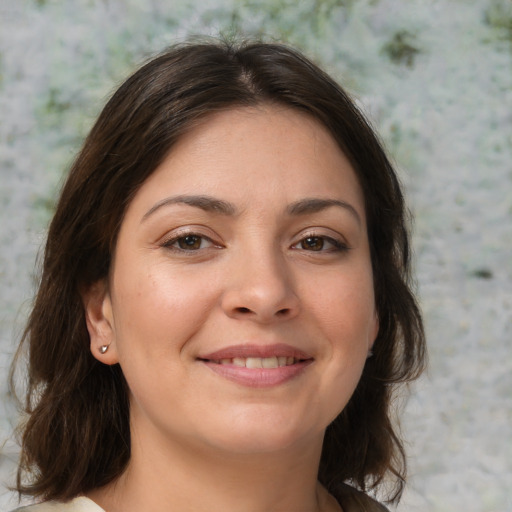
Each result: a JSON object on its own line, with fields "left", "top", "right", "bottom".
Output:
{"left": 1, "top": 0, "right": 511, "bottom": 510}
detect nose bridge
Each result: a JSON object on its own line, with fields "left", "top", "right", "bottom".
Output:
{"left": 221, "top": 234, "right": 299, "bottom": 322}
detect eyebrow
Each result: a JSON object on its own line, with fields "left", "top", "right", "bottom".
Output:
{"left": 142, "top": 194, "right": 361, "bottom": 225}
{"left": 142, "top": 194, "right": 237, "bottom": 221}
{"left": 287, "top": 198, "right": 361, "bottom": 225}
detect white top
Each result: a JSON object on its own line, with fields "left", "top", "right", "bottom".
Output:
{"left": 12, "top": 497, "right": 105, "bottom": 512}
{"left": 11, "top": 488, "right": 388, "bottom": 512}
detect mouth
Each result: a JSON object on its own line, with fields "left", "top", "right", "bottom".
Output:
{"left": 199, "top": 343, "right": 312, "bottom": 362}
{"left": 202, "top": 356, "right": 303, "bottom": 368}
{"left": 197, "top": 344, "right": 313, "bottom": 388}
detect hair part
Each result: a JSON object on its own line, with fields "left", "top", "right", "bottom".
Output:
{"left": 11, "top": 38, "right": 425, "bottom": 504}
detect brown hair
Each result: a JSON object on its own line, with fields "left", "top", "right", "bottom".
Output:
{"left": 11, "top": 39, "right": 425, "bottom": 504}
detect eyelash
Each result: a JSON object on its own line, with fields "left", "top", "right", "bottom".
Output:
{"left": 161, "top": 231, "right": 348, "bottom": 254}
{"left": 161, "top": 232, "right": 220, "bottom": 252}
{"left": 291, "top": 234, "right": 349, "bottom": 253}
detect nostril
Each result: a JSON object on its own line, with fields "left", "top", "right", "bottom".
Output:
{"left": 234, "top": 307, "right": 290, "bottom": 316}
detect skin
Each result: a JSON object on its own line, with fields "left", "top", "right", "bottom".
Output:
{"left": 84, "top": 105, "right": 378, "bottom": 512}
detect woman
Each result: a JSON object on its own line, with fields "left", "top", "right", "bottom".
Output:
{"left": 10, "top": 40, "right": 425, "bottom": 512}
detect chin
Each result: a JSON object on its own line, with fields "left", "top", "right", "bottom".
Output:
{"left": 210, "top": 432, "right": 314, "bottom": 456}
{"left": 202, "top": 411, "right": 323, "bottom": 456}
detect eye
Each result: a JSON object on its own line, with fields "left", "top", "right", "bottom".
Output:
{"left": 162, "top": 233, "right": 218, "bottom": 252}
{"left": 176, "top": 235, "right": 205, "bottom": 250}
{"left": 292, "top": 234, "right": 348, "bottom": 253}
{"left": 301, "top": 236, "right": 326, "bottom": 251}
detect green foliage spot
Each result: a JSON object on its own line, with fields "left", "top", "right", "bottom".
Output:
{"left": 471, "top": 268, "right": 494, "bottom": 280}
{"left": 33, "top": 195, "right": 56, "bottom": 221}
{"left": 382, "top": 30, "right": 421, "bottom": 67}
{"left": 46, "top": 87, "right": 71, "bottom": 114}
{"left": 485, "top": 0, "right": 512, "bottom": 43}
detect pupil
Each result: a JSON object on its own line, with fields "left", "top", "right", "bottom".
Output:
{"left": 303, "top": 237, "right": 323, "bottom": 251}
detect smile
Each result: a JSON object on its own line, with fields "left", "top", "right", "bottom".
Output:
{"left": 198, "top": 344, "right": 313, "bottom": 388}
{"left": 210, "top": 356, "right": 299, "bottom": 368}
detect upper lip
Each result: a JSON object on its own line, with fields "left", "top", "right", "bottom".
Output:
{"left": 198, "top": 343, "right": 313, "bottom": 361}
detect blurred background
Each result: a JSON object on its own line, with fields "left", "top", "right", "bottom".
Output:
{"left": 0, "top": 0, "right": 511, "bottom": 510}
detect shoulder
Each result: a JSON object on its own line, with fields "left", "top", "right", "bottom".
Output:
{"left": 333, "top": 483, "right": 390, "bottom": 512}
{"left": 11, "top": 497, "right": 105, "bottom": 512}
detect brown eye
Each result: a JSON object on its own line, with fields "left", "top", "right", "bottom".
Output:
{"left": 301, "top": 237, "right": 324, "bottom": 251}
{"left": 162, "top": 231, "right": 222, "bottom": 253}
{"left": 177, "top": 235, "right": 203, "bottom": 250}
{"left": 292, "top": 234, "right": 348, "bottom": 253}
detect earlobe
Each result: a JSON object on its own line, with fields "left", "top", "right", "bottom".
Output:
{"left": 82, "top": 280, "right": 119, "bottom": 365}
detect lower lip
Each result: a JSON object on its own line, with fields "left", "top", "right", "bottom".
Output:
{"left": 202, "top": 360, "right": 313, "bottom": 388}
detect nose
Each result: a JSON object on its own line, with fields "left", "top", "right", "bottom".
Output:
{"left": 220, "top": 249, "right": 300, "bottom": 323}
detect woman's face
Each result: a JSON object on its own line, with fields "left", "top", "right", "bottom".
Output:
{"left": 86, "top": 106, "right": 378, "bottom": 456}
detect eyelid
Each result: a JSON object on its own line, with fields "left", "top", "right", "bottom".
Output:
{"left": 160, "top": 226, "right": 224, "bottom": 251}
{"left": 290, "top": 229, "right": 350, "bottom": 252}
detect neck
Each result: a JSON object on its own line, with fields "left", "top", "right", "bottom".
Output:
{"left": 87, "top": 416, "right": 339, "bottom": 512}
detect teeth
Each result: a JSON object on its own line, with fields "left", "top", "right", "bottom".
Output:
{"left": 262, "top": 356, "right": 278, "bottom": 368}
{"left": 232, "top": 357, "right": 245, "bottom": 367}
{"left": 215, "top": 356, "right": 298, "bottom": 368}
{"left": 246, "top": 357, "right": 263, "bottom": 369}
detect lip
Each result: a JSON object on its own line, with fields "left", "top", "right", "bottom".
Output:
{"left": 198, "top": 344, "right": 314, "bottom": 388}
{"left": 199, "top": 343, "right": 312, "bottom": 361}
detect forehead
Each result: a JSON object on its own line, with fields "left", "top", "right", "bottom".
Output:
{"left": 125, "top": 105, "right": 365, "bottom": 221}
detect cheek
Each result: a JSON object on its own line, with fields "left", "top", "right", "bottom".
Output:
{"left": 315, "top": 276, "right": 374, "bottom": 409}
{"left": 305, "top": 268, "right": 375, "bottom": 410}
{"left": 308, "top": 269, "right": 376, "bottom": 340}
{"left": 111, "top": 261, "right": 218, "bottom": 360}
{"left": 109, "top": 263, "right": 215, "bottom": 409}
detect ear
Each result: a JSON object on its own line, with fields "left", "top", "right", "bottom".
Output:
{"left": 82, "top": 280, "right": 119, "bottom": 365}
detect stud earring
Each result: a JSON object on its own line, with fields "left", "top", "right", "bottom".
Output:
{"left": 100, "top": 345, "right": 109, "bottom": 354}
{"left": 367, "top": 349, "right": 374, "bottom": 358}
